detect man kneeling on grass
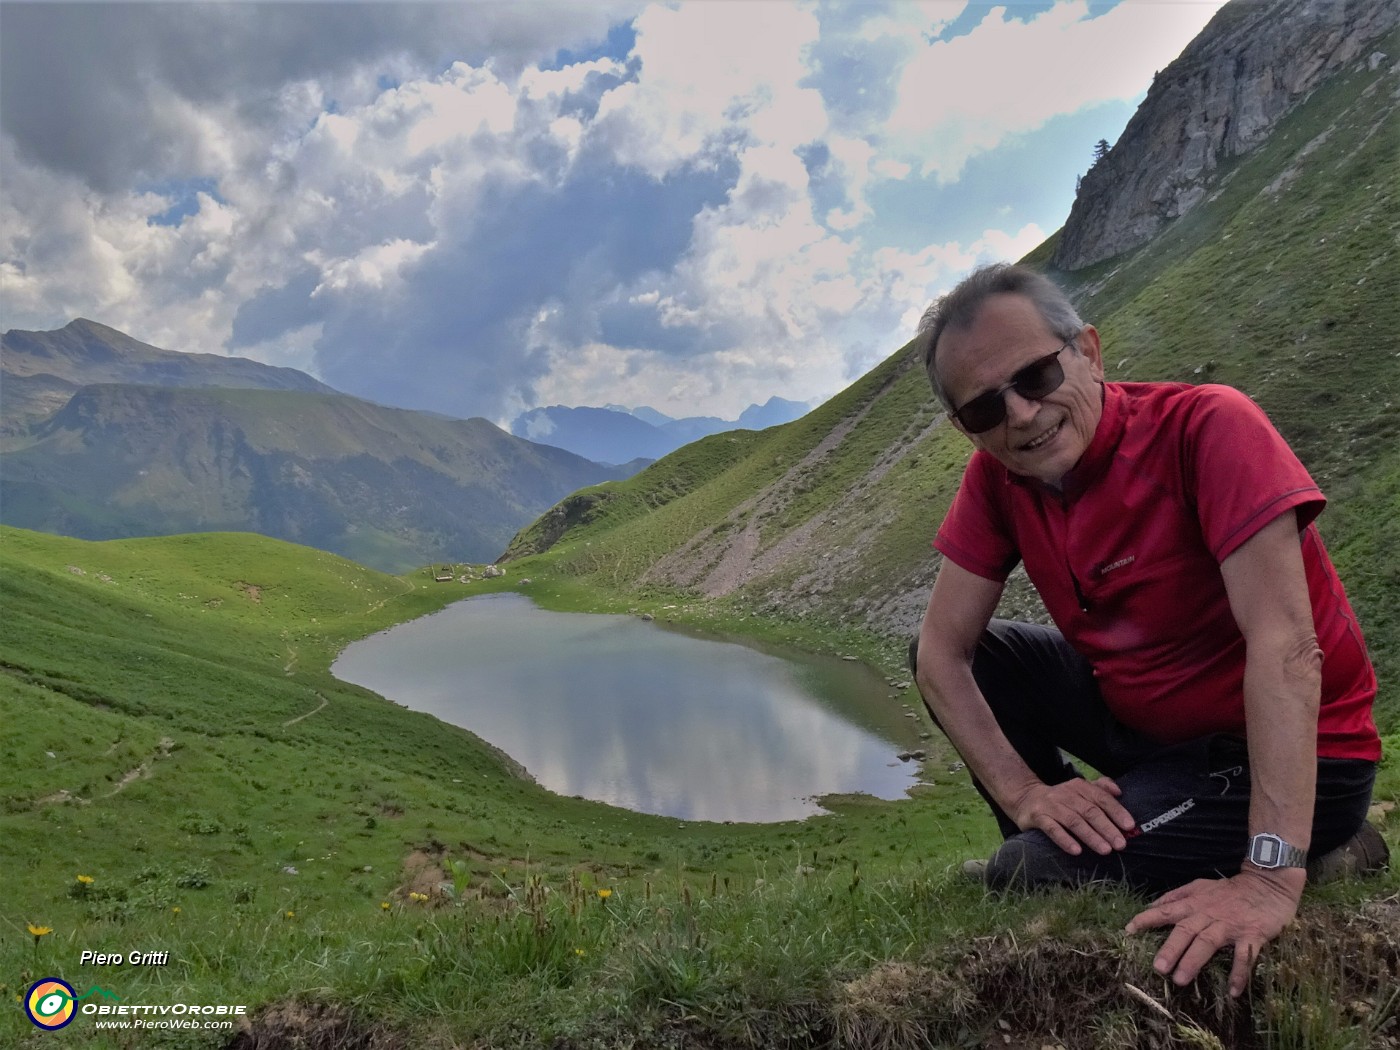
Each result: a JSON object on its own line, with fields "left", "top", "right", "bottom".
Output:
{"left": 908, "top": 263, "right": 1387, "bottom": 997}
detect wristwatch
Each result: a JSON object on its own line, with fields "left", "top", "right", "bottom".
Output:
{"left": 1248, "top": 833, "right": 1308, "bottom": 870}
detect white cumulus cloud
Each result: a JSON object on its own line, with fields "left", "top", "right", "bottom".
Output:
{"left": 592, "top": 1, "right": 826, "bottom": 177}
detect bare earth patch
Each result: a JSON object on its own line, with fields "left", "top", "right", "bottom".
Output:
{"left": 398, "top": 847, "right": 450, "bottom": 901}
{"left": 36, "top": 788, "right": 88, "bottom": 806}
{"left": 833, "top": 898, "right": 1400, "bottom": 1050}
{"left": 227, "top": 1001, "right": 406, "bottom": 1050}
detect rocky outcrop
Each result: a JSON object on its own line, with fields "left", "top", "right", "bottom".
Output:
{"left": 1053, "top": 0, "right": 1398, "bottom": 271}
{"left": 500, "top": 489, "right": 614, "bottom": 561}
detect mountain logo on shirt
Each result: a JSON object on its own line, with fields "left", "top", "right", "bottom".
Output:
{"left": 1095, "top": 555, "right": 1137, "bottom": 577}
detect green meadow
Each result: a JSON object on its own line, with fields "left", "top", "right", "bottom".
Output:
{"left": 2, "top": 527, "right": 1397, "bottom": 1048}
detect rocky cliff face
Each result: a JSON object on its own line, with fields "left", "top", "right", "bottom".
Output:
{"left": 1053, "top": 0, "right": 1398, "bottom": 271}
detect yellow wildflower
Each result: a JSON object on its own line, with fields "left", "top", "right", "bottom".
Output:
{"left": 284, "top": 910, "right": 295, "bottom": 919}
{"left": 380, "top": 901, "right": 391, "bottom": 911}
{"left": 172, "top": 907, "right": 181, "bottom": 915}
{"left": 574, "top": 948, "right": 586, "bottom": 957}
{"left": 597, "top": 888, "right": 612, "bottom": 900}
{"left": 76, "top": 875, "right": 94, "bottom": 885}
{"left": 28, "top": 924, "right": 52, "bottom": 937}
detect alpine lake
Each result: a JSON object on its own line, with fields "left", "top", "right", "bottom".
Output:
{"left": 332, "top": 592, "right": 929, "bottom": 822}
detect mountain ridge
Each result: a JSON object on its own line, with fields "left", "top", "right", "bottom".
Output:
{"left": 1, "top": 318, "right": 335, "bottom": 434}
{"left": 1, "top": 381, "right": 630, "bottom": 572}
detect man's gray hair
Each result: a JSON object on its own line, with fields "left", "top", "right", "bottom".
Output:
{"left": 917, "top": 263, "right": 1085, "bottom": 409}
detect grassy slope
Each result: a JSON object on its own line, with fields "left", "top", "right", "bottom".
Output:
{"left": 504, "top": 340, "right": 978, "bottom": 646}
{"left": 2, "top": 526, "right": 1013, "bottom": 1048}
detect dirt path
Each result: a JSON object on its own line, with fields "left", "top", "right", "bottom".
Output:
{"left": 283, "top": 694, "right": 328, "bottom": 727}
{"left": 35, "top": 738, "right": 177, "bottom": 804}
{"left": 103, "top": 737, "right": 176, "bottom": 798}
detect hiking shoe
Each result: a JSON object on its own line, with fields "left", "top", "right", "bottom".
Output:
{"left": 960, "top": 857, "right": 989, "bottom": 882}
{"left": 1307, "top": 821, "right": 1390, "bottom": 884}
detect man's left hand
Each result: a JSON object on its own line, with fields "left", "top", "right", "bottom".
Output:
{"left": 1124, "top": 867, "right": 1303, "bottom": 997}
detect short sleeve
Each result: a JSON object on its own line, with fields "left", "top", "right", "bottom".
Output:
{"left": 1183, "top": 385, "right": 1325, "bottom": 562}
{"left": 933, "top": 451, "right": 1021, "bottom": 581}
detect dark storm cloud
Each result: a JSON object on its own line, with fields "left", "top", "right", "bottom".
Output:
{"left": 312, "top": 161, "right": 731, "bottom": 418}
{"left": 596, "top": 300, "right": 699, "bottom": 357}
{"left": 229, "top": 269, "right": 326, "bottom": 349}
{"left": 0, "top": 1, "right": 636, "bottom": 190}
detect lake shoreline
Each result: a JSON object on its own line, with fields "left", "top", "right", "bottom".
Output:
{"left": 331, "top": 588, "right": 927, "bottom": 823}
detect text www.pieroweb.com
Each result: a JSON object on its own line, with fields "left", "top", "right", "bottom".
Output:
{"left": 85, "top": 1002, "right": 244, "bottom": 1031}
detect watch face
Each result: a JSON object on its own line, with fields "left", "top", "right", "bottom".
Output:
{"left": 1254, "top": 836, "right": 1281, "bottom": 866}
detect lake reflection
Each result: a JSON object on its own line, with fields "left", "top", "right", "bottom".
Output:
{"left": 332, "top": 592, "right": 921, "bottom": 822}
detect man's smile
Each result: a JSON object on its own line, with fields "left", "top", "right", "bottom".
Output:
{"left": 1017, "top": 418, "right": 1064, "bottom": 452}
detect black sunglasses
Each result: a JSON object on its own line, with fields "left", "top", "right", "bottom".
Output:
{"left": 948, "top": 337, "right": 1076, "bottom": 434}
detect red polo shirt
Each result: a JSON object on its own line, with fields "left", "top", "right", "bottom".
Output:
{"left": 934, "top": 382, "right": 1380, "bottom": 761}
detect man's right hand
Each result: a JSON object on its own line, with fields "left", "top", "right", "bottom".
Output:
{"left": 1009, "top": 778, "right": 1136, "bottom": 855}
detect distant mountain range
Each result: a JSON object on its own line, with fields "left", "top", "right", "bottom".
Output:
{"left": 511, "top": 397, "right": 810, "bottom": 465}
{"left": 0, "top": 321, "right": 629, "bottom": 571}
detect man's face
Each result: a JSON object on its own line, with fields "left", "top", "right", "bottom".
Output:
{"left": 936, "top": 292, "right": 1105, "bottom": 489}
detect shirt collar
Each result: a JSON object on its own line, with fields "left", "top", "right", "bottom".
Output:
{"left": 1006, "top": 382, "right": 1125, "bottom": 500}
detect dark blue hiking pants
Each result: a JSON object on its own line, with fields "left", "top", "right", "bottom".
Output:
{"left": 908, "top": 620, "right": 1376, "bottom": 892}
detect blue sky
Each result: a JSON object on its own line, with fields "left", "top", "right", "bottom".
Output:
{"left": 0, "top": 0, "right": 1226, "bottom": 424}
